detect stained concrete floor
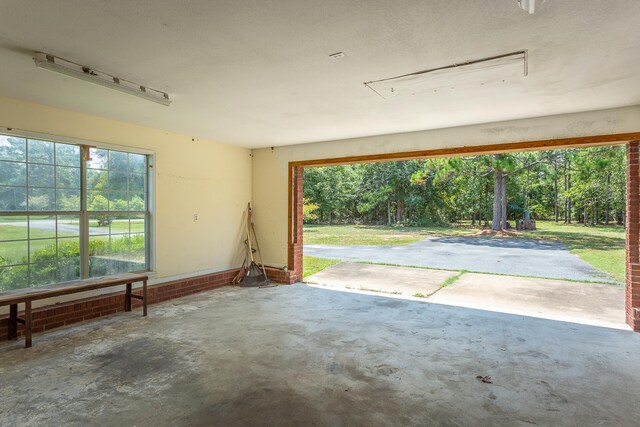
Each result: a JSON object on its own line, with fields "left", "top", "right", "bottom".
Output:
{"left": 306, "top": 263, "right": 626, "bottom": 329}
{"left": 2, "top": 284, "right": 640, "bottom": 426}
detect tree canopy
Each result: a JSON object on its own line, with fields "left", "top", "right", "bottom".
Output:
{"left": 303, "top": 146, "right": 626, "bottom": 228}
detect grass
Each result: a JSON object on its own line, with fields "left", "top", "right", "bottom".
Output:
{"left": 303, "top": 255, "right": 340, "bottom": 278}
{"left": 0, "top": 225, "right": 77, "bottom": 263}
{"left": 440, "top": 270, "right": 466, "bottom": 288}
{"left": 521, "top": 221, "right": 625, "bottom": 282}
{"left": 303, "top": 220, "right": 627, "bottom": 283}
{"left": 0, "top": 219, "right": 145, "bottom": 264}
{"left": 303, "top": 223, "right": 476, "bottom": 246}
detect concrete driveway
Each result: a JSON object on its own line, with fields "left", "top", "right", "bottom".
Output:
{"left": 306, "top": 262, "right": 626, "bottom": 329}
{"left": 305, "top": 236, "right": 613, "bottom": 282}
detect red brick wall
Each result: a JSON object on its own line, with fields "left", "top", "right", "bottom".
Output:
{"left": 287, "top": 166, "right": 303, "bottom": 283}
{"left": 627, "top": 141, "right": 640, "bottom": 331}
{"left": 0, "top": 267, "right": 294, "bottom": 343}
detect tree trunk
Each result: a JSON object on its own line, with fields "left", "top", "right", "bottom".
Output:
{"left": 472, "top": 211, "right": 476, "bottom": 227}
{"left": 605, "top": 173, "right": 611, "bottom": 225}
{"left": 387, "top": 201, "right": 392, "bottom": 226}
{"left": 567, "top": 159, "right": 572, "bottom": 224}
{"left": 500, "top": 172, "right": 508, "bottom": 230}
{"left": 492, "top": 169, "right": 503, "bottom": 230}
{"left": 583, "top": 203, "right": 588, "bottom": 226}
{"left": 396, "top": 200, "right": 404, "bottom": 225}
{"left": 554, "top": 175, "right": 559, "bottom": 223}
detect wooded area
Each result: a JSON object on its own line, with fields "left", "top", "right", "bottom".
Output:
{"left": 303, "top": 146, "right": 626, "bottom": 229}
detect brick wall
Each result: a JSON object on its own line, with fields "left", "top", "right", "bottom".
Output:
{"left": 287, "top": 166, "right": 303, "bottom": 282}
{"left": 0, "top": 267, "right": 295, "bottom": 343}
{"left": 627, "top": 141, "right": 640, "bottom": 332}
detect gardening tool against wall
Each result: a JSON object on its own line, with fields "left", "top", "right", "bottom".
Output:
{"left": 233, "top": 203, "right": 272, "bottom": 287}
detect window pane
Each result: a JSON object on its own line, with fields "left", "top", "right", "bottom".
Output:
{"left": 129, "top": 153, "right": 146, "bottom": 173}
{"left": 0, "top": 161, "right": 26, "bottom": 186}
{"left": 89, "top": 213, "right": 112, "bottom": 234}
{"left": 88, "top": 191, "right": 108, "bottom": 212}
{"left": 57, "top": 215, "right": 80, "bottom": 237}
{"left": 0, "top": 136, "right": 26, "bottom": 162}
{"left": 28, "top": 188, "right": 54, "bottom": 211}
{"left": 129, "top": 173, "right": 145, "bottom": 193}
{"left": 29, "top": 217, "right": 56, "bottom": 239}
{"left": 108, "top": 171, "right": 128, "bottom": 192}
{"left": 129, "top": 193, "right": 145, "bottom": 211}
{"left": 0, "top": 136, "right": 150, "bottom": 287}
{"left": 56, "top": 189, "right": 80, "bottom": 211}
{"left": 28, "top": 164, "right": 54, "bottom": 187}
{"left": 57, "top": 237, "right": 80, "bottom": 282}
{"left": 30, "top": 262, "right": 58, "bottom": 287}
{"left": 109, "top": 151, "right": 128, "bottom": 172}
{"left": 29, "top": 238, "right": 56, "bottom": 260}
{"left": 0, "top": 215, "right": 28, "bottom": 240}
{"left": 88, "top": 148, "right": 108, "bottom": 169}
{"left": 0, "top": 186, "right": 27, "bottom": 211}
{"left": 56, "top": 166, "right": 80, "bottom": 189}
{"left": 55, "top": 143, "right": 80, "bottom": 167}
{"left": 0, "top": 240, "right": 28, "bottom": 266}
{"left": 28, "top": 140, "right": 54, "bottom": 164}
{"left": 87, "top": 169, "right": 108, "bottom": 190}
{"left": 109, "top": 192, "right": 129, "bottom": 211}
{"left": 130, "top": 213, "right": 146, "bottom": 271}
{"left": 0, "top": 265, "right": 29, "bottom": 291}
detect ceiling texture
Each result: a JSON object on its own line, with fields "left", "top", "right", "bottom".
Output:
{"left": 0, "top": 0, "right": 638, "bottom": 148}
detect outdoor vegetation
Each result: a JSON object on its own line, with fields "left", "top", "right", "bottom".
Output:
{"left": 302, "top": 146, "right": 627, "bottom": 282}
{"left": 0, "top": 135, "right": 148, "bottom": 291}
{"left": 304, "top": 146, "right": 626, "bottom": 228}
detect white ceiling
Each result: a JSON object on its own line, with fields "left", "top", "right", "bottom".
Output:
{"left": 0, "top": 0, "right": 639, "bottom": 148}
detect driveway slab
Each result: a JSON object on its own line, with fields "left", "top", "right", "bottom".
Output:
{"left": 429, "top": 273, "right": 626, "bottom": 329}
{"left": 305, "top": 236, "right": 613, "bottom": 282}
{"left": 305, "top": 262, "right": 456, "bottom": 296}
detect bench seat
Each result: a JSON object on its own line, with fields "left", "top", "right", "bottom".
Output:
{"left": 0, "top": 272, "right": 148, "bottom": 348}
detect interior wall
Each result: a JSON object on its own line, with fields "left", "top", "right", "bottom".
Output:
{"left": 0, "top": 96, "right": 251, "bottom": 283}
{"left": 251, "top": 105, "right": 640, "bottom": 268}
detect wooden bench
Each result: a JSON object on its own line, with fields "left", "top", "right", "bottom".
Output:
{"left": 0, "top": 272, "right": 148, "bottom": 348}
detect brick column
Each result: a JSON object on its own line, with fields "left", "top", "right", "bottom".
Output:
{"left": 626, "top": 141, "right": 640, "bottom": 331}
{"left": 287, "top": 166, "right": 304, "bottom": 283}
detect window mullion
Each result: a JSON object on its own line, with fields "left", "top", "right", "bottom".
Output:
{"left": 80, "top": 145, "right": 89, "bottom": 278}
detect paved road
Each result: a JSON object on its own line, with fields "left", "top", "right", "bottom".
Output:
{"left": 305, "top": 236, "right": 614, "bottom": 282}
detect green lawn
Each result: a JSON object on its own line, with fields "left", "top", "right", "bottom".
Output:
{"left": 303, "top": 256, "right": 340, "bottom": 278}
{"left": 0, "top": 225, "right": 76, "bottom": 264}
{"left": 303, "top": 221, "right": 626, "bottom": 282}
{"left": 1, "top": 219, "right": 145, "bottom": 265}
{"left": 303, "top": 224, "right": 476, "bottom": 246}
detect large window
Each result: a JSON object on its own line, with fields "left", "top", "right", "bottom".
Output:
{"left": 0, "top": 134, "right": 150, "bottom": 291}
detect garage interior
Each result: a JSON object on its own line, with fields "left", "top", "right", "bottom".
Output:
{"left": 2, "top": 1, "right": 640, "bottom": 426}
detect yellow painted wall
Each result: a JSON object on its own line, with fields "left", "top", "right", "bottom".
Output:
{"left": 0, "top": 96, "right": 251, "bottom": 283}
{"left": 251, "top": 106, "right": 640, "bottom": 268}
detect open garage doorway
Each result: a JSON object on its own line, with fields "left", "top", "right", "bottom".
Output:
{"left": 292, "top": 139, "right": 635, "bottom": 330}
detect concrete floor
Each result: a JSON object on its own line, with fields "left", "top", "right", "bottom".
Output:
{"left": 306, "top": 263, "right": 626, "bottom": 329}
{"left": 2, "top": 284, "right": 640, "bottom": 426}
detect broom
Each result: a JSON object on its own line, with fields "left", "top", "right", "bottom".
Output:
{"left": 238, "top": 203, "right": 270, "bottom": 287}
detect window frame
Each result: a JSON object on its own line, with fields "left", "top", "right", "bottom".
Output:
{"left": 0, "top": 129, "right": 154, "bottom": 285}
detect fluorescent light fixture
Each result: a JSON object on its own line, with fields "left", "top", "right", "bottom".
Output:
{"left": 33, "top": 52, "right": 171, "bottom": 106}
{"left": 364, "top": 51, "right": 527, "bottom": 99}
{"left": 518, "top": 0, "right": 544, "bottom": 14}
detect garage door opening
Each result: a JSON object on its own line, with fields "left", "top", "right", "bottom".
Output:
{"left": 297, "top": 143, "right": 629, "bottom": 329}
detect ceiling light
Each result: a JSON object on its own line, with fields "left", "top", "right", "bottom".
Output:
{"left": 329, "top": 52, "right": 346, "bottom": 59}
{"left": 364, "top": 51, "right": 527, "bottom": 99}
{"left": 33, "top": 52, "right": 171, "bottom": 106}
{"left": 518, "top": 0, "right": 544, "bottom": 14}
